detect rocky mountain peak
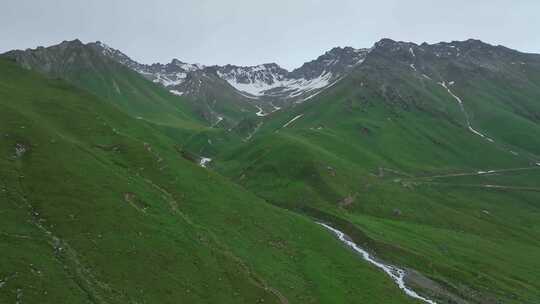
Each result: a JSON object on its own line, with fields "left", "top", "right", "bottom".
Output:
{"left": 171, "top": 58, "right": 183, "bottom": 65}
{"left": 372, "top": 38, "right": 418, "bottom": 54}
{"left": 290, "top": 46, "right": 369, "bottom": 80}
{"left": 59, "top": 39, "right": 84, "bottom": 47}
{"left": 3, "top": 39, "right": 103, "bottom": 74}
{"left": 78, "top": 40, "right": 370, "bottom": 101}
{"left": 370, "top": 38, "right": 521, "bottom": 64}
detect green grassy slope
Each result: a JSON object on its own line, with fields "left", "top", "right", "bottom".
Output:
{"left": 1, "top": 41, "right": 253, "bottom": 160}
{"left": 213, "top": 43, "right": 540, "bottom": 303}
{"left": 0, "top": 59, "right": 425, "bottom": 303}
{"left": 2, "top": 40, "right": 203, "bottom": 129}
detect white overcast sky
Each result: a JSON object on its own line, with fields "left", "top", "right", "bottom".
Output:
{"left": 2, "top": 0, "right": 539, "bottom": 70}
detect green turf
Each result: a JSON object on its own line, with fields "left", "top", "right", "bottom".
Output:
{"left": 211, "top": 50, "right": 540, "bottom": 303}
{"left": 0, "top": 58, "right": 424, "bottom": 303}
{"left": 3, "top": 39, "right": 540, "bottom": 304}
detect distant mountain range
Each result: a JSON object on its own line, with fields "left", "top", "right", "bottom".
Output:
{"left": 7, "top": 38, "right": 538, "bottom": 123}
{"left": 2, "top": 37, "right": 540, "bottom": 303}
{"left": 91, "top": 41, "right": 369, "bottom": 102}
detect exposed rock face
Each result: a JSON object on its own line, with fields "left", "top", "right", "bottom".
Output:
{"left": 368, "top": 38, "right": 538, "bottom": 81}
{"left": 340, "top": 193, "right": 357, "bottom": 208}
{"left": 90, "top": 42, "right": 369, "bottom": 102}
{"left": 5, "top": 38, "right": 538, "bottom": 126}
{"left": 14, "top": 143, "right": 27, "bottom": 158}
{"left": 4, "top": 39, "right": 94, "bottom": 77}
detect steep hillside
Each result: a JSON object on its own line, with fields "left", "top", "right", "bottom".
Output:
{"left": 100, "top": 41, "right": 367, "bottom": 103}
{"left": 2, "top": 40, "right": 203, "bottom": 129}
{"left": 92, "top": 41, "right": 262, "bottom": 125}
{"left": 215, "top": 47, "right": 368, "bottom": 101}
{"left": 3, "top": 37, "right": 540, "bottom": 303}
{"left": 214, "top": 39, "right": 540, "bottom": 303}
{"left": 96, "top": 42, "right": 369, "bottom": 121}
{"left": 0, "top": 58, "right": 431, "bottom": 303}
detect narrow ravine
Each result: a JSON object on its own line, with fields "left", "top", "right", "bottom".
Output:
{"left": 439, "top": 81, "right": 495, "bottom": 142}
{"left": 244, "top": 121, "right": 264, "bottom": 142}
{"left": 319, "top": 223, "right": 437, "bottom": 304}
{"left": 438, "top": 81, "right": 540, "bottom": 163}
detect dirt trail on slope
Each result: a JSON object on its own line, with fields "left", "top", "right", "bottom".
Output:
{"left": 409, "top": 167, "right": 540, "bottom": 180}
{"left": 385, "top": 166, "right": 540, "bottom": 192}
{"left": 141, "top": 174, "right": 289, "bottom": 304}
{"left": 2, "top": 174, "right": 116, "bottom": 304}
{"left": 417, "top": 182, "right": 540, "bottom": 192}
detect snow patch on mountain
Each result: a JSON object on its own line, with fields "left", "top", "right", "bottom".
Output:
{"left": 255, "top": 105, "right": 267, "bottom": 117}
{"left": 219, "top": 69, "right": 334, "bottom": 98}
{"left": 282, "top": 114, "right": 304, "bottom": 128}
{"left": 97, "top": 41, "right": 369, "bottom": 103}
{"left": 153, "top": 73, "right": 187, "bottom": 87}
{"left": 174, "top": 61, "right": 204, "bottom": 72}
{"left": 170, "top": 90, "right": 184, "bottom": 96}
{"left": 97, "top": 42, "right": 114, "bottom": 55}
{"left": 199, "top": 157, "right": 212, "bottom": 168}
{"left": 215, "top": 47, "right": 368, "bottom": 99}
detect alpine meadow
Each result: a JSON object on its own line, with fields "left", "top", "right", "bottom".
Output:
{"left": 1, "top": 1, "right": 540, "bottom": 303}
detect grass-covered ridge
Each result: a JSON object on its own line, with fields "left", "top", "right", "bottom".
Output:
{"left": 2, "top": 40, "right": 204, "bottom": 129}
{"left": 3, "top": 37, "right": 540, "bottom": 304}
{"left": 213, "top": 44, "right": 540, "bottom": 303}
{"left": 0, "top": 59, "right": 424, "bottom": 303}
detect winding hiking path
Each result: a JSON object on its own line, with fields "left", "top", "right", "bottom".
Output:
{"left": 410, "top": 166, "right": 540, "bottom": 180}
{"left": 387, "top": 166, "right": 540, "bottom": 193}
{"left": 417, "top": 182, "right": 540, "bottom": 192}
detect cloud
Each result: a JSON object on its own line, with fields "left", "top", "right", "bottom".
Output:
{"left": 1, "top": 0, "right": 539, "bottom": 69}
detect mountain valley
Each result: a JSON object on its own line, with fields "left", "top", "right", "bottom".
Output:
{"left": 1, "top": 37, "right": 540, "bottom": 304}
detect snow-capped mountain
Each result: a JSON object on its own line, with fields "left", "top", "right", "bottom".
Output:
{"left": 90, "top": 42, "right": 205, "bottom": 90}
{"left": 218, "top": 47, "right": 369, "bottom": 100}
{"left": 214, "top": 63, "right": 290, "bottom": 98}
{"left": 93, "top": 42, "right": 369, "bottom": 103}
{"left": 203, "top": 47, "right": 369, "bottom": 101}
{"left": 215, "top": 62, "right": 338, "bottom": 100}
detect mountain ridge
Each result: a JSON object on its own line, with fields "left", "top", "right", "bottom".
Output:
{"left": 5, "top": 37, "right": 539, "bottom": 126}
{"left": 2, "top": 39, "right": 204, "bottom": 128}
{"left": 89, "top": 41, "right": 369, "bottom": 102}
{"left": 2, "top": 36, "right": 540, "bottom": 304}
